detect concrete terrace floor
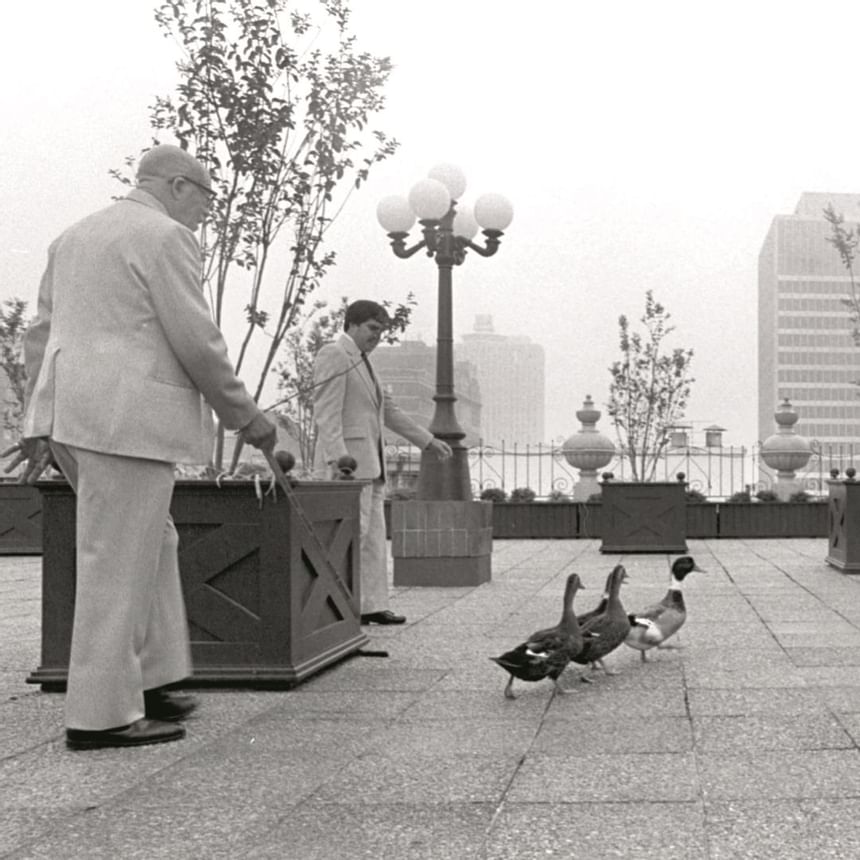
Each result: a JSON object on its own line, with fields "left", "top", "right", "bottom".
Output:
{"left": 2, "top": 538, "right": 860, "bottom": 859}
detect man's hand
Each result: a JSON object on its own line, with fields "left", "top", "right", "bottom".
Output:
{"left": 1, "top": 437, "right": 54, "bottom": 485}
{"left": 238, "top": 411, "right": 277, "bottom": 453}
{"left": 426, "top": 438, "right": 453, "bottom": 460}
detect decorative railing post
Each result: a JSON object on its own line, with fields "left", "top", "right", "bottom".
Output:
{"left": 561, "top": 395, "right": 616, "bottom": 501}
{"left": 760, "top": 399, "right": 812, "bottom": 501}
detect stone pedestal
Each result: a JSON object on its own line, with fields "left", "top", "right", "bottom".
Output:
{"left": 392, "top": 500, "right": 492, "bottom": 586}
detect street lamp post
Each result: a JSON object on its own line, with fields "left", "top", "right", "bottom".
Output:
{"left": 376, "top": 164, "right": 513, "bottom": 501}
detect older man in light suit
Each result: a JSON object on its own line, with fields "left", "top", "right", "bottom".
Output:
{"left": 313, "top": 300, "right": 451, "bottom": 625}
{"left": 9, "top": 144, "right": 277, "bottom": 750}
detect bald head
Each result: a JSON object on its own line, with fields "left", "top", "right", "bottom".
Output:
{"left": 135, "top": 144, "right": 214, "bottom": 231}
{"left": 136, "top": 144, "right": 212, "bottom": 191}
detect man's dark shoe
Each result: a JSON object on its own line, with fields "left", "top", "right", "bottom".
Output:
{"left": 360, "top": 610, "right": 406, "bottom": 625}
{"left": 144, "top": 688, "right": 198, "bottom": 722}
{"left": 66, "top": 718, "right": 185, "bottom": 750}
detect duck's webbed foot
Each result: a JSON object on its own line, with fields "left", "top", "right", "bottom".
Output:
{"left": 595, "top": 658, "right": 619, "bottom": 676}
{"left": 552, "top": 677, "right": 572, "bottom": 696}
{"left": 503, "top": 676, "right": 517, "bottom": 699}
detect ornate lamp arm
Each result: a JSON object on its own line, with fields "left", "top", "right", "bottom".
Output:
{"left": 464, "top": 229, "right": 503, "bottom": 258}
{"left": 386, "top": 232, "right": 428, "bottom": 259}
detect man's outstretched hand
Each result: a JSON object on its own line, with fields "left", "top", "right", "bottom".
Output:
{"left": 1, "top": 437, "right": 53, "bottom": 485}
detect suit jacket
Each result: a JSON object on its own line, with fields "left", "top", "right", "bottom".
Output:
{"left": 23, "top": 189, "right": 258, "bottom": 464}
{"left": 313, "top": 333, "right": 433, "bottom": 480}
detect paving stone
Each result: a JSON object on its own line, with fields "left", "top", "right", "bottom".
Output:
{"left": 698, "top": 749, "right": 860, "bottom": 800}
{"left": 692, "top": 713, "right": 854, "bottom": 753}
{"left": 705, "top": 798, "right": 860, "bottom": 859}
{"left": 245, "top": 802, "right": 495, "bottom": 859}
{"left": 485, "top": 801, "right": 708, "bottom": 859}
{"left": 507, "top": 752, "right": 701, "bottom": 803}
{"left": 307, "top": 753, "right": 517, "bottom": 804}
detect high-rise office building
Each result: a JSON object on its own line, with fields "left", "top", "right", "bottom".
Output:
{"left": 759, "top": 192, "right": 860, "bottom": 445}
{"left": 371, "top": 339, "right": 482, "bottom": 446}
{"left": 457, "top": 315, "right": 545, "bottom": 446}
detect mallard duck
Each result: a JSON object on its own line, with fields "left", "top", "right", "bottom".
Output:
{"left": 624, "top": 555, "right": 706, "bottom": 661}
{"left": 490, "top": 572, "right": 587, "bottom": 699}
{"left": 572, "top": 564, "right": 630, "bottom": 682}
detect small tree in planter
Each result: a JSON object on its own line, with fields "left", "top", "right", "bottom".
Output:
{"left": 112, "top": 0, "right": 399, "bottom": 472}
{"left": 601, "top": 294, "right": 693, "bottom": 553}
{"left": 480, "top": 487, "right": 508, "bottom": 502}
{"left": 509, "top": 487, "right": 537, "bottom": 503}
{"left": 607, "top": 291, "right": 695, "bottom": 482}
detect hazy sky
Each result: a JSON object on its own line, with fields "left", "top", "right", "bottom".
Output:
{"left": 3, "top": 0, "right": 860, "bottom": 446}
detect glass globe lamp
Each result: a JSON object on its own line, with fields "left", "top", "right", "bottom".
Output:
{"left": 376, "top": 195, "right": 416, "bottom": 234}
{"left": 474, "top": 192, "right": 514, "bottom": 231}
{"left": 408, "top": 178, "right": 451, "bottom": 221}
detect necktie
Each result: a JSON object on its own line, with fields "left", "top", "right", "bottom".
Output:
{"left": 361, "top": 352, "right": 379, "bottom": 394}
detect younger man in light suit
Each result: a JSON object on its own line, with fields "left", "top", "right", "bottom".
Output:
{"left": 6, "top": 144, "right": 277, "bottom": 749}
{"left": 313, "top": 300, "right": 451, "bottom": 624}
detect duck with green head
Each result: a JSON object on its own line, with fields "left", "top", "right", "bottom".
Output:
{"left": 625, "top": 555, "right": 706, "bottom": 661}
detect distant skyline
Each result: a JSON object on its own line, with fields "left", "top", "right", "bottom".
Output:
{"left": 4, "top": 1, "right": 860, "bottom": 446}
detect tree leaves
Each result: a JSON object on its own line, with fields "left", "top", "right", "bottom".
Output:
{"left": 0, "top": 298, "right": 29, "bottom": 436}
{"left": 824, "top": 204, "right": 860, "bottom": 347}
{"left": 125, "top": 0, "right": 399, "bottom": 469}
{"left": 606, "top": 290, "right": 695, "bottom": 481}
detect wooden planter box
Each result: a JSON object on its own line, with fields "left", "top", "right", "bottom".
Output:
{"left": 0, "top": 482, "right": 42, "bottom": 555}
{"left": 27, "top": 479, "right": 367, "bottom": 689}
{"left": 719, "top": 501, "right": 827, "bottom": 538}
{"left": 600, "top": 482, "right": 687, "bottom": 553}
{"left": 827, "top": 480, "right": 860, "bottom": 571}
{"left": 687, "top": 503, "right": 719, "bottom": 538}
{"left": 490, "top": 502, "right": 578, "bottom": 538}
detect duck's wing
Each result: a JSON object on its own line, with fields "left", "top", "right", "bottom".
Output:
{"left": 625, "top": 616, "right": 665, "bottom": 648}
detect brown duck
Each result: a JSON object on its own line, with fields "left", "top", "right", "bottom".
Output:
{"left": 491, "top": 572, "right": 589, "bottom": 699}
{"left": 572, "top": 564, "right": 630, "bottom": 682}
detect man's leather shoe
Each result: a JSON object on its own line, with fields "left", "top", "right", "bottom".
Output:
{"left": 144, "top": 688, "right": 198, "bottom": 722}
{"left": 66, "top": 718, "right": 185, "bottom": 750}
{"left": 360, "top": 610, "right": 406, "bottom": 625}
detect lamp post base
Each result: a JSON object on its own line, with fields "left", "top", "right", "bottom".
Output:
{"left": 391, "top": 499, "right": 492, "bottom": 586}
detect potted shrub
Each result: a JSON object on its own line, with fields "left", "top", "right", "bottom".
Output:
{"left": 603, "top": 293, "right": 694, "bottom": 553}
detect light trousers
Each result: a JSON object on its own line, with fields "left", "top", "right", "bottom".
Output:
{"left": 358, "top": 478, "right": 389, "bottom": 614}
{"left": 51, "top": 443, "right": 191, "bottom": 730}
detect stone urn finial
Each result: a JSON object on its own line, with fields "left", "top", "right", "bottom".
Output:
{"left": 562, "top": 395, "right": 616, "bottom": 501}
{"left": 760, "top": 398, "right": 811, "bottom": 500}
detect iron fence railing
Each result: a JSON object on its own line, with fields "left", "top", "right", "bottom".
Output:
{"left": 383, "top": 440, "right": 859, "bottom": 501}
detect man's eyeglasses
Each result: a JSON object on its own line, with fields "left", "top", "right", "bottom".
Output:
{"left": 171, "top": 175, "right": 216, "bottom": 201}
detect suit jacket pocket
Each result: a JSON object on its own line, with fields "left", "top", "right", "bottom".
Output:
{"left": 144, "top": 376, "right": 198, "bottom": 403}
